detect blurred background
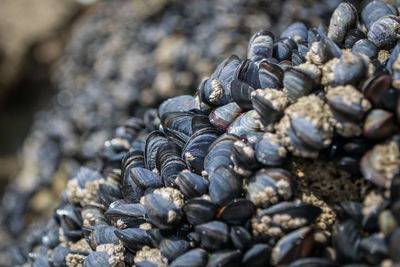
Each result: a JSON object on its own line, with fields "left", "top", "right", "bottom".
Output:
{"left": 0, "top": 0, "right": 364, "bottom": 264}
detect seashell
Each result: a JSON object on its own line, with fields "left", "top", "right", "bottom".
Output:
{"left": 257, "top": 60, "right": 284, "bottom": 89}
{"left": 235, "top": 59, "right": 261, "bottom": 89}
{"left": 182, "top": 128, "right": 219, "bottom": 174}
{"left": 83, "top": 251, "right": 111, "bottom": 267}
{"left": 368, "top": 15, "right": 400, "bottom": 47}
{"left": 352, "top": 39, "right": 378, "bottom": 59}
{"left": 363, "top": 109, "right": 395, "bottom": 140}
{"left": 255, "top": 133, "right": 287, "bottom": 167}
{"left": 169, "top": 248, "right": 208, "bottom": 267}
{"left": 144, "top": 131, "right": 167, "bottom": 172}
{"left": 209, "top": 102, "right": 242, "bottom": 131}
{"left": 251, "top": 88, "right": 288, "bottom": 125}
{"left": 203, "top": 134, "right": 239, "bottom": 178}
{"left": 114, "top": 228, "right": 152, "bottom": 252}
{"left": 283, "top": 67, "right": 316, "bottom": 102}
{"left": 247, "top": 31, "right": 275, "bottom": 62}
{"left": 281, "top": 22, "right": 308, "bottom": 43}
{"left": 104, "top": 201, "right": 146, "bottom": 228}
{"left": 230, "top": 79, "right": 255, "bottom": 110}
{"left": 209, "top": 166, "right": 242, "bottom": 206}
{"left": 362, "top": 73, "right": 392, "bottom": 108}
{"left": 241, "top": 244, "right": 271, "bottom": 267}
{"left": 230, "top": 226, "right": 252, "bottom": 250}
{"left": 159, "top": 236, "right": 190, "bottom": 261}
{"left": 87, "top": 225, "right": 120, "bottom": 250}
{"left": 175, "top": 170, "right": 209, "bottom": 199}
{"left": 227, "top": 110, "right": 263, "bottom": 138}
{"left": 328, "top": 2, "right": 358, "bottom": 44}
{"left": 158, "top": 95, "right": 198, "bottom": 118}
{"left": 362, "top": 0, "right": 398, "bottom": 30}
{"left": 344, "top": 29, "right": 367, "bottom": 48}
{"left": 143, "top": 187, "right": 184, "bottom": 229}
{"left": 271, "top": 226, "right": 314, "bottom": 265}
{"left": 183, "top": 198, "right": 218, "bottom": 226}
{"left": 335, "top": 220, "right": 362, "bottom": 264}
{"left": 273, "top": 37, "right": 298, "bottom": 61}
{"left": 195, "top": 221, "right": 230, "bottom": 251}
{"left": 218, "top": 198, "right": 255, "bottom": 225}
{"left": 207, "top": 249, "right": 242, "bottom": 267}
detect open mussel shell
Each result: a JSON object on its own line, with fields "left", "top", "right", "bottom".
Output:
{"left": 209, "top": 166, "right": 242, "bottom": 206}
{"left": 218, "top": 198, "right": 255, "bottom": 225}
{"left": 183, "top": 198, "right": 218, "bottom": 226}
{"left": 247, "top": 30, "right": 274, "bottom": 62}
{"left": 175, "top": 170, "right": 209, "bottom": 199}
{"left": 114, "top": 228, "right": 152, "bottom": 252}
{"left": 271, "top": 226, "right": 315, "bottom": 265}
{"left": 169, "top": 248, "right": 208, "bottom": 267}
{"left": 182, "top": 128, "right": 219, "bottom": 174}
{"left": 195, "top": 221, "right": 230, "bottom": 251}
{"left": 209, "top": 102, "right": 242, "bottom": 131}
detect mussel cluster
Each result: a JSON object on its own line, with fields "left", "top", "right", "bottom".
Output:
{"left": 21, "top": 1, "right": 400, "bottom": 266}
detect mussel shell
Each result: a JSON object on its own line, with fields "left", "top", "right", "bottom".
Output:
{"left": 144, "top": 131, "right": 167, "bottom": 172}
{"left": 241, "top": 243, "right": 271, "bottom": 267}
{"left": 283, "top": 68, "right": 315, "bottom": 102}
{"left": 204, "top": 134, "right": 239, "bottom": 178}
{"left": 158, "top": 95, "right": 198, "bottom": 118}
{"left": 182, "top": 128, "right": 219, "bottom": 174}
{"left": 258, "top": 60, "right": 283, "bottom": 89}
{"left": 344, "top": 29, "right": 367, "bottom": 49}
{"left": 83, "top": 251, "right": 111, "bottom": 267}
{"left": 363, "top": 109, "right": 395, "bottom": 140}
{"left": 351, "top": 39, "right": 378, "bottom": 59}
{"left": 230, "top": 79, "right": 255, "bottom": 110}
{"left": 52, "top": 245, "right": 70, "bottom": 267}
{"left": 271, "top": 226, "right": 314, "bottom": 265}
{"left": 209, "top": 102, "right": 242, "bottom": 131}
{"left": 362, "top": 0, "right": 398, "bottom": 30}
{"left": 288, "top": 257, "right": 338, "bottom": 267}
{"left": 176, "top": 170, "right": 209, "bottom": 199}
{"left": 128, "top": 167, "right": 163, "bottom": 190}
{"left": 230, "top": 226, "right": 252, "bottom": 250}
{"left": 87, "top": 225, "right": 120, "bottom": 250}
{"left": 247, "top": 30, "right": 274, "bottom": 62}
{"left": 218, "top": 198, "right": 255, "bottom": 225}
{"left": 161, "top": 111, "right": 194, "bottom": 137}
{"left": 360, "top": 233, "right": 388, "bottom": 264}
{"left": 159, "top": 237, "right": 190, "bottom": 261}
{"left": 207, "top": 249, "right": 242, "bottom": 267}
{"left": 143, "top": 192, "right": 182, "bottom": 230}
{"left": 235, "top": 59, "right": 261, "bottom": 89}
{"left": 281, "top": 22, "right": 308, "bottom": 43}
{"left": 104, "top": 202, "right": 146, "bottom": 228}
{"left": 209, "top": 166, "right": 242, "bottom": 206}
{"left": 362, "top": 74, "right": 392, "bottom": 108}
{"left": 169, "top": 248, "right": 208, "bottom": 267}
{"left": 368, "top": 15, "right": 400, "bottom": 47}
{"left": 195, "top": 221, "right": 230, "bottom": 251}
{"left": 255, "top": 134, "right": 286, "bottom": 166}
{"left": 327, "top": 2, "right": 358, "bottom": 44}
{"left": 227, "top": 110, "right": 262, "bottom": 138}
{"left": 183, "top": 198, "right": 219, "bottom": 226}
{"left": 114, "top": 228, "right": 152, "bottom": 252}
{"left": 335, "top": 220, "right": 362, "bottom": 264}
